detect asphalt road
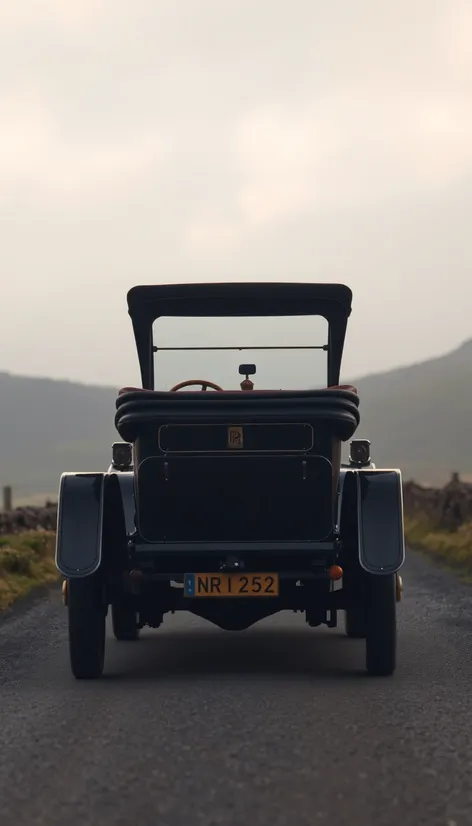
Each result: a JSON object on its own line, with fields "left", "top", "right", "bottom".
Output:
{"left": 1, "top": 552, "right": 472, "bottom": 826}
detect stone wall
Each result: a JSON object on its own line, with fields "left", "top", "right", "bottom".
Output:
{"left": 0, "top": 502, "right": 57, "bottom": 535}
{"left": 403, "top": 473, "right": 472, "bottom": 530}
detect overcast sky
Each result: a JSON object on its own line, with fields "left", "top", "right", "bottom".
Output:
{"left": 1, "top": 0, "right": 471, "bottom": 388}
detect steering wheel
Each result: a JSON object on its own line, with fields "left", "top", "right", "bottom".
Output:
{"left": 170, "top": 379, "right": 224, "bottom": 392}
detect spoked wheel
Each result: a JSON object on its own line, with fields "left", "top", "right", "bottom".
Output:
{"left": 365, "top": 573, "right": 396, "bottom": 676}
{"left": 67, "top": 574, "right": 106, "bottom": 679}
{"left": 112, "top": 599, "right": 139, "bottom": 641}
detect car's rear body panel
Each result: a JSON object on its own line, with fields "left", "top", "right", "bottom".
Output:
{"left": 116, "top": 388, "right": 361, "bottom": 564}
{"left": 137, "top": 453, "right": 334, "bottom": 543}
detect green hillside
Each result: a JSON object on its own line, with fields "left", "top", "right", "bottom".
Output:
{"left": 0, "top": 339, "right": 471, "bottom": 500}
{"left": 0, "top": 372, "right": 118, "bottom": 500}
{"left": 351, "top": 339, "right": 472, "bottom": 484}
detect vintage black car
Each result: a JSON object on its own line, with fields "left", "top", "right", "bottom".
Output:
{"left": 56, "top": 282, "right": 405, "bottom": 679}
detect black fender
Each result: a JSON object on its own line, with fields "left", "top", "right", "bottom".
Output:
{"left": 55, "top": 472, "right": 130, "bottom": 578}
{"left": 340, "top": 468, "right": 405, "bottom": 575}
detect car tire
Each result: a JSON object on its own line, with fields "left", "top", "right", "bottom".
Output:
{"left": 112, "top": 600, "right": 139, "bottom": 641}
{"left": 68, "top": 575, "right": 106, "bottom": 679}
{"left": 365, "top": 573, "right": 396, "bottom": 676}
{"left": 344, "top": 607, "right": 366, "bottom": 639}
{"left": 343, "top": 567, "right": 366, "bottom": 638}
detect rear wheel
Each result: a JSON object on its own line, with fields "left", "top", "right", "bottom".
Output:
{"left": 365, "top": 573, "right": 396, "bottom": 676}
{"left": 68, "top": 574, "right": 106, "bottom": 679}
{"left": 112, "top": 600, "right": 139, "bottom": 641}
{"left": 344, "top": 606, "right": 366, "bottom": 639}
{"left": 343, "top": 568, "right": 366, "bottom": 638}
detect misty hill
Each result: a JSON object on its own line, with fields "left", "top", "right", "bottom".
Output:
{"left": 1, "top": 339, "right": 471, "bottom": 500}
{"left": 352, "top": 339, "right": 472, "bottom": 484}
{"left": 0, "top": 373, "right": 118, "bottom": 501}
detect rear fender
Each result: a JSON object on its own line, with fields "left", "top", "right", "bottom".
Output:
{"left": 340, "top": 469, "right": 405, "bottom": 574}
{"left": 115, "top": 471, "right": 136, "bottom": 536}
{"left": 356, "top": 469, "right": 405, "bottom": 574}
{"left": 55, "top": 472, "right": 130, "bottom": 578}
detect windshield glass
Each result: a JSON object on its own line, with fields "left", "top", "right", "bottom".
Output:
{"left": 152, "top": 315, "right": 328, "bottom": 390}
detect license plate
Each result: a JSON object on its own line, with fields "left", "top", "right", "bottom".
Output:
{"left": 184, "top": 573, "right": 279, "bottom": 598}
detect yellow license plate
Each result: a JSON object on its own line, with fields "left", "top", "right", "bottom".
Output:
{"left": 184, "top": 573, "right": 279, "bottom": 598}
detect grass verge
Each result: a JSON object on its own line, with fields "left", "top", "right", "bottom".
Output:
{"left": 1, "top": 518, "right": 471, "bottom": 613}
{"left": 0, "top": 532, "right": 59, "bottom": 612}
{"left": 405, "top": 516, "right": 472, "bottom": 579}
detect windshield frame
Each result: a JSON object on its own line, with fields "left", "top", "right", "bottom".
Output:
{"left": 127, "top": 282, "right": 352, "bottom": 389}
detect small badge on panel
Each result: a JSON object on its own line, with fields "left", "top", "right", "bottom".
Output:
{"left": 227, "top": 426, "right": 244, "bottom": 449}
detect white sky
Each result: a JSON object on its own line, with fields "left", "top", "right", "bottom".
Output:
{"left": 0, "top": 0, "right": 471, "bottom": 388}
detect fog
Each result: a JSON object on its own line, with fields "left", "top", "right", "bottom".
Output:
{"left": 0, "top": 0, "right": 471, "bottom": 388}
{"left": 153, "top": 314, "right": 329, "bottom": 389}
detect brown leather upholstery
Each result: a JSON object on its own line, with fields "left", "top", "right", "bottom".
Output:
{"left": 328, "top": 384, "right": 358, "bottom": 393}
{"left": 118, "top": 384, "right": 358, "bottom": 395}
{"left": 118, "top": 386, "right": 144, "bottom": 395}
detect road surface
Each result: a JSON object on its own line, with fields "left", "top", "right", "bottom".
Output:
{"left": 0, "top": 551, "right": 472, "bottom": 826}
